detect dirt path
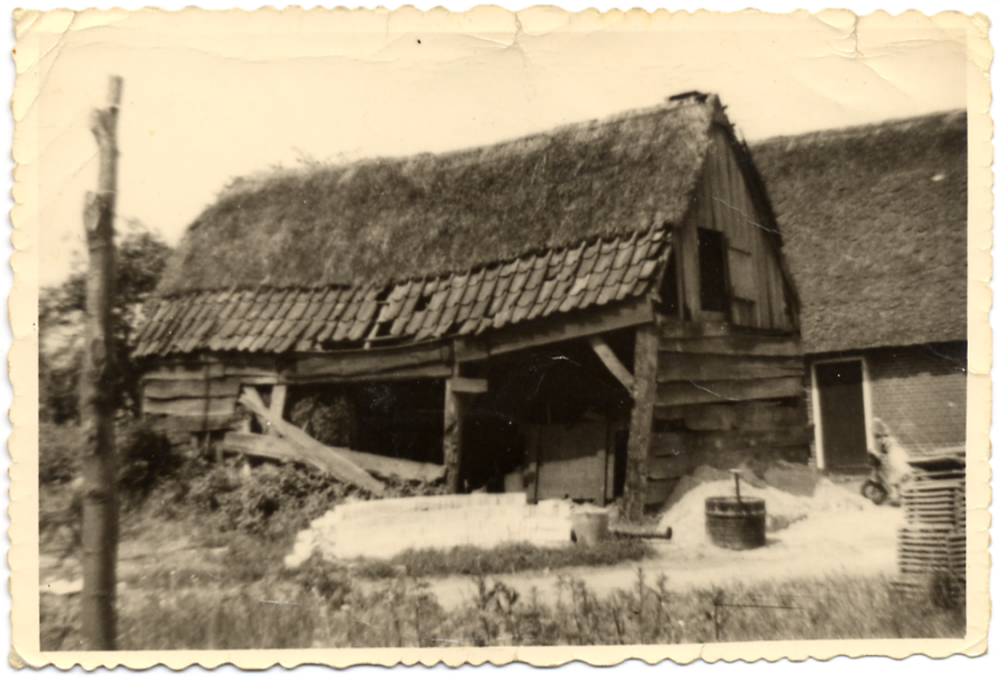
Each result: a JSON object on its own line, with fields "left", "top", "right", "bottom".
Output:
{"left": 413, "top": 505, "right": 905, "bottom": 610}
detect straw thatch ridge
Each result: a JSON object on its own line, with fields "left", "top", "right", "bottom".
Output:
{"left": 751, "top": 111, "right": 967, "bottom": 354}
{"left": 158, "top": 96, "right": 718, "bottom": 295}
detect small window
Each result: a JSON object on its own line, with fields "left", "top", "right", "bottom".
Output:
{"left": 698, "top": 228, "right": 729, "bottom": 314}
{"left": 657, "top": 253, "right": 680, "bottom": 316}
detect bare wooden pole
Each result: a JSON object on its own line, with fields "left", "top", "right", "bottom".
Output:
{"left": 80, "top": 75, "right": 123, "bottom": 651}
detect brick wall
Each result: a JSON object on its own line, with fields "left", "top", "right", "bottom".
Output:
{"left": 804, "top": 341, "right": 967, "bottom": 464}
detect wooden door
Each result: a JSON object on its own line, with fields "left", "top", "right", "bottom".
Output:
{"left": 527, "top": 418, "right": 607, "bottom": 502}
{"left": 815, "top": 360, "right": 868, "bottom": 471}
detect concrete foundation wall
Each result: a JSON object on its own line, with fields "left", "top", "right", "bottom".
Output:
{"left": 287, "top": 493, "right": 576, "bottom": 563}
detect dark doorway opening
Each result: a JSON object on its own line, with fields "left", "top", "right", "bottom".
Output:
{"left": 462, "top": 338, "right": 632, "bottom": 500}
{"left": 352, "top": 380, "right": 444, "bottom": 464}
{"left": 815, "top": 360, "right": 868, "bottom": 472}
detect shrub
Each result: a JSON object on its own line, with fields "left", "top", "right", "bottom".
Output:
{"left": 186, "top": 465, "right": 239, "bottom": 514}
{"left": 184, "top": 460, "right": 349, "bottom": 539}
{"left": 39, "top": 424, "right": 83, "bottom": 486}
{"left": 38, "top": 225, "right": 173, "bottom": 423}
{"left": 117, "top": 421, "right": 184, "bottom": 502}
{"left": 227, "top": 463, "right": 346, "bottom": 536}
{"left": 40, "top": 419, "right": 185, "bottom": 499}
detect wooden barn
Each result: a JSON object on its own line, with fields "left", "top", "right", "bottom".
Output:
{"left": 134, "top": 92, "right": 809, "bottom": 519}
{"left": 752, "top": 111, "right": 968, "bottom": 471}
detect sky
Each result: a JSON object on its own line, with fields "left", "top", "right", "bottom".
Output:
{"left": 16, "top": 7, "right": 976, "bottom": 288}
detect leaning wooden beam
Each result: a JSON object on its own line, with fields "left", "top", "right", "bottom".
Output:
{"left": 222, "top": 431, "right": 312, "bottom": 467}
{"left": 335, "top": 448, "right": 445, "bottom": 484}
{"left": 222, "top": 432, "right": 446, "bottom": 484}
{"left": 239, "top": 388, "right": 385, "bottom": 495}
{"left": 587, "top": 336, "right": 635, "bottom": 393}
{"left": 267, "top": 385, "right": 287, "bottom": 436}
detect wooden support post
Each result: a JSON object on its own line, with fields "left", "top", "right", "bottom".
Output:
{"left": 268, "top": 385, "right": 287, "bottom": 435}
{"left": 79, "top": 75, "right": 123, "bottom": 651}
{"left": 673, "top": 231, "right": 686, "bottom": 321}
{"left": 443, "top": 373, "right": 466, "bottom": 494}
{"left": 588, "top": 335, "right": 635, "bottom": 394}
{"left": 623, "top": 323, "right": 659, "bottom": 522}
{"left": 678, "top": 223, "right": 701, "bottom": 322}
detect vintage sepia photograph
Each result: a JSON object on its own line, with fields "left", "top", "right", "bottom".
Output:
{"left": 9, "top": 4, "right": 992, "bottom": 668}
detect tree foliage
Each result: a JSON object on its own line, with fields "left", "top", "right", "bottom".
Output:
{"left": 39, "top": 221, "right": 173, "bottom": 423}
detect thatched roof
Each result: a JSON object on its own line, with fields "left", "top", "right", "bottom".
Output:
{"left": 157, "top": 94, "right": 719, "bottom": 295}
{"left": 751, "top": 111, "right": 967, "bottom": 354}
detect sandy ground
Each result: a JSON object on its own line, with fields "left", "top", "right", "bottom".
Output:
{"left": 41, "top": 472, "right": 904, "bottom": 612}
{"left": 414, "top": 478, "right": 906, "bottom": 611}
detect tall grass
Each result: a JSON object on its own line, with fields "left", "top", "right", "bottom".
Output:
{"left": 41, "top": 569, "right": 964, "bottom": 651}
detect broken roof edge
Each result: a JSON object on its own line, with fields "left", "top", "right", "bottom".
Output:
{"left": 134, "top": 230, "right": 672, "bottom": 359}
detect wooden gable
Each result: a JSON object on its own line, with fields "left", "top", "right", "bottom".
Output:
{"left": 673, "top": 124, "right": 795, "bottom": 331}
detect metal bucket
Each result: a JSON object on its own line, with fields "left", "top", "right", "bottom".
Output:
{"left": 705, "top": 496, "right": 766, "bottom": 550}
{"left": 571, "top": 511, "right": 610, "bottom": 546}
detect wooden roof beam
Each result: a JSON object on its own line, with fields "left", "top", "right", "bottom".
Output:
{"left": 588, "top": 335, "right": 635, "bottom": 394}
{"left": 458, "top": 295, "right": 655, "bottom": 361}
{"left": 448, "top": 376, "right": 488, "bottom": 394}
{"left": 285, "top": 341, "right": 452, "bottom": 382}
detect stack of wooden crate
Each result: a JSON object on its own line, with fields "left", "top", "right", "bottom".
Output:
{"left": 895, "top": 448, "right": 965, "bottom": 599}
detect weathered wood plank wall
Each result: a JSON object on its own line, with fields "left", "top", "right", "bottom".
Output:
{"left": 635, "top": 124, "right": 807, "bottom": 510}
{"left": 680, "top": 126, "right": 792, "bottom": 331}
{"left": 642, "top": 316, "right": 809, "bottom": 510}
{"left": 141, "top": 359, "right": 278, "bottom": 434}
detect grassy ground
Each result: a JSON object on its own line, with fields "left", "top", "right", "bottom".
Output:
{"left": 38, "top": 424, "right": 965, "bottom": 650}
{"left": 43, "top": 556, "right": 965, "bottom": 650}
{"left": 41, "top": 506, "right": 965, "bottom": 650}
{"left": 350, "top": 539, "right": 653, "bottom": 579}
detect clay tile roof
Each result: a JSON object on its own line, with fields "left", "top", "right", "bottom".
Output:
{"left": 134, "top": 228, "right": 670, "bottom": 357}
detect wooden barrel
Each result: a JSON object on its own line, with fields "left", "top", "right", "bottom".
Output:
{"left": 705, "top": 496, "right": 766, "bottom": 550}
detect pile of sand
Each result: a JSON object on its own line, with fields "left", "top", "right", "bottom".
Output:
{"left": 656, "top": 465, "right": 874, "bottom": 546}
